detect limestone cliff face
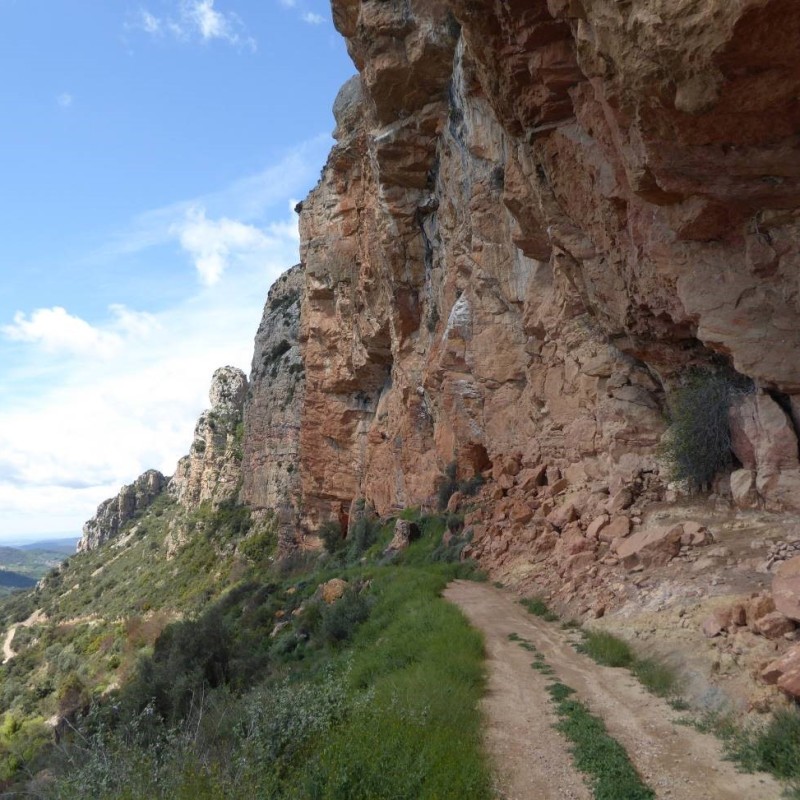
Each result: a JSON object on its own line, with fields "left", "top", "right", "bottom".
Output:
{"left": 79, "top": 470, "right": 167, "bottom": 552}
{"left": 241, "top": 266, "right": 305, "bottom": 546}
{"left": 292, "top": 0, "right": 800, "bottom": 531}
{"left": 169, "top": 366, "right": 248, "bottom": 509}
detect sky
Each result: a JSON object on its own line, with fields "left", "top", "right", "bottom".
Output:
{"left": 0, "top": 0, "right": 354, "bottom": 544}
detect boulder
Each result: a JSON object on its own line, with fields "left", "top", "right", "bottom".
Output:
{"left": 745, "top": 592, "right": 776, "bottom": 628}
{"left": 319, "top": 578, "right": 348, "bottom": 604}
{"left": 753, "top": 611, "right": 796, "bottom": 640}
{"left": 384, "top": 519, "right": 421, "bottom": 554}
{"left": 730, "top": 469, "right": 759, "bottom": 510}
{"left": 761, "top": 644, "right": 800, "bottom": 700}
{"left": 773, "top": 556, "right": 800, "bottom": 622}
{"left": 599, "top": 515, "right": 631, "bottom": 543}
{"left": 615, "top": 524, "right": 683, "bottom": 569}
{"left": 585, "top": 515, "right": 609, "bottom": 540}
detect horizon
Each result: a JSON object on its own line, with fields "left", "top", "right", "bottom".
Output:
{"left": 0, "top": 1, "right": 354, "bottom": 543}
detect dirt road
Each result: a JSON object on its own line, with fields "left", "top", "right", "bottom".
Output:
{"left": 445, "top": 581, "right": 784, "bottom": 800}
{"left": 2, "top": 609, "right": 46, "bottom": 664}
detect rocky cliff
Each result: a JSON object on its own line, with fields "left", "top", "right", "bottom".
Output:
{"left": 294, "top": 0, "right": 800, "bottom": 525}
{"left": 283, "top": 0, "right": 800, "bottom": 701}
{"left": 170, "top": 365, "right": 248, "bottom": 509}
{"left": 78, "top": 0, "right": 800, "bottom": 704}
{"left": 241, "top": 265, "right": 306, "bottom": 547}
{"left": 79, "top": 469, "right": 167, "bottom": 552}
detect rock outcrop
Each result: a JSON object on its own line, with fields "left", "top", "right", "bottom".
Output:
{"left": 289, "top": 0, "right": 800, "bottom": 538}
{"left": 79, "top": 469, "right": 167, "bottom": 552}
{"left": 241, "top": 266, "right": 305, "bottom": 547}
{"left": 169, "top": 366, "right": 248, "bottom": 509}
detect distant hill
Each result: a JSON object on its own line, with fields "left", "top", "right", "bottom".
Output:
{"left": 0, "top": 544, "right": 69, "bottom": 583}
{"left": 0, "top": 569, "right": 36, "bottom": 590}
{"left": 18, "top": 538, "right": 78, "bottom": 554}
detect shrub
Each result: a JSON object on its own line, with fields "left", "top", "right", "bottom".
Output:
{"left": 660, "top": 369, "right": 751, "bottom": 491}
{"left": 436, "top": 462, "right": 459, "bottom": 510}
{"left": 319, "top": 520, "right": 345, "bottom": 556}
{"left": 346, "top": 514, "right": 379, "bottom": 563}
{"left": 728, "top": 707, "right": 800, "bottom": 783}
{"left": 319, "top": 589, "right": 371, "bottom": 646}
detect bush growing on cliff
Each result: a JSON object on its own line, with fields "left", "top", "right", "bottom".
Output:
{"left": 659, "top": 369, "right": 751, "bottom": 491}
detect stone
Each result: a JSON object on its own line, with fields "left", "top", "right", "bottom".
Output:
{"left": 753, "top": 611, "right": 796, "bottom": 640}
{"left": 702, "top": 610, "right": 731, "bottom": 638}
{"left": 598, "top": 516, "right": 631, "bottom": 543}
{"left": 773, "top": 556, "right": 800, "bottom": 622}
{"left": 730, "top": 469, "right": 759, "bottom": 510}
{"left": 384, "top": 519, "right": 422, "bottom": 554}
{"left": 761, "top": 644, "right": 800, "bottom": 701}
{"left": 170, "top": 366, "right": 249, "bottom": 512}
{"left": 585, "top": 515, "right": 609, "bottom": 540}
{"left": 615, "top": 524, "right": 683, "bottom": 569}
{"left": 319, "top": 578, "right": 348, "bottom": 604}
{"left": 546, "top": 502, "right": 578, "bottom": 531}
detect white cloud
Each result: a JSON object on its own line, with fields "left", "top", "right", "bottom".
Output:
{"left": 57, "top": 92, "right": 73, "bottom": 108}
{"left": 139, "top": 9, "right": 161, "bottom": 34}
{"left": 2, "top": 305, "right": 158, "bottom": 359}
{"left": 134, "top": 1, "right": 255, "bottom": 49}
{"left": 302, "top": 12, "right": 324, "bottom": 24}
{"left": 171, "top": 207, "right": 271, "bottom": 285}
{"left": 0, "top": 136, "right": 318, "bottom": 542}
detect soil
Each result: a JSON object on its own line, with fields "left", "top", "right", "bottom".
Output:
{"left": 445, "top": 580, "right": 785, "bottom": 800}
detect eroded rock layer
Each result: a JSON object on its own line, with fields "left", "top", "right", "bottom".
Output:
{"left": 294, "top": 0, "right": 800, "bottom": 531}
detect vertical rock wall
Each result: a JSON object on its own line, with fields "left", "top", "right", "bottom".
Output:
{"left": 241, "top": 266, "right": 306, "bottom": 545}
{"left": 290, "top": 0, "right": 800, "bottom": 530}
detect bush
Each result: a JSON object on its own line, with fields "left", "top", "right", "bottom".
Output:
{"left": 319, "top": 589, "right": 371, "bottom": 646}
{"left": 437, "top": 462, "right": 459, "bottom": 511}
{"left": 319, "top": 520, "right": 345, "bottom": 556}
{"left": 660, "top": 369, "right": 751, "bottom": 491}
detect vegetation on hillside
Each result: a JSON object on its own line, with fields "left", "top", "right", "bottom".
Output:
{"left": 0, "top": 496, "right": 491, "bottom": 798}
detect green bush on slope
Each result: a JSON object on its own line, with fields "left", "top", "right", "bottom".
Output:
{"left": 26, "top": 510, "right": 490, "bottom": 800}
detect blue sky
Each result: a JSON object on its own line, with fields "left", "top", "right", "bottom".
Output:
{"left": 0, "top": 0, "right": 354, "bottom": 543}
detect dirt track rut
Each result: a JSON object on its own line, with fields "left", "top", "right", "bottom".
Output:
{"left": 445, "top": 581, "right": 783, "bottom": 800}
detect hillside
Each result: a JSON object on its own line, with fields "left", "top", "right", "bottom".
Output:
{"left": 2, "top": 0, "right": 800, "bottom": 797}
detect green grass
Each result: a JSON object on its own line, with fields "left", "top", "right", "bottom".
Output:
{"left": 44, "top": 565, "right": 492, "bottom": 800}
{"left": 577, "top": 630, "right": 680, "bottom": 698}
{"left": 520, "top": 596, "right": 559, "bottom": 622}
{"left": 303, "top": 567, "right": 492, "bottom": 799}
{"left": 546, "top": 681, "right": 655, "bottom": 800}
{"left": 681, "top": 707, "right": 800, "bottom": 798}
{"left": 508, "top": 635, "right": 654, "bottom": 800}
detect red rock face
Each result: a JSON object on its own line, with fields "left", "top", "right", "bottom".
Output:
{"left": 293, "top": 0, "right": 800, "bottom": 531}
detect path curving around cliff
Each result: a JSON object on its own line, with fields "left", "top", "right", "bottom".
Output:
{"left": 2, "top": 609, "right": 47, "bottom": 665}
{"left": 445, "top": 581, "right": 784, "bottom": 800}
